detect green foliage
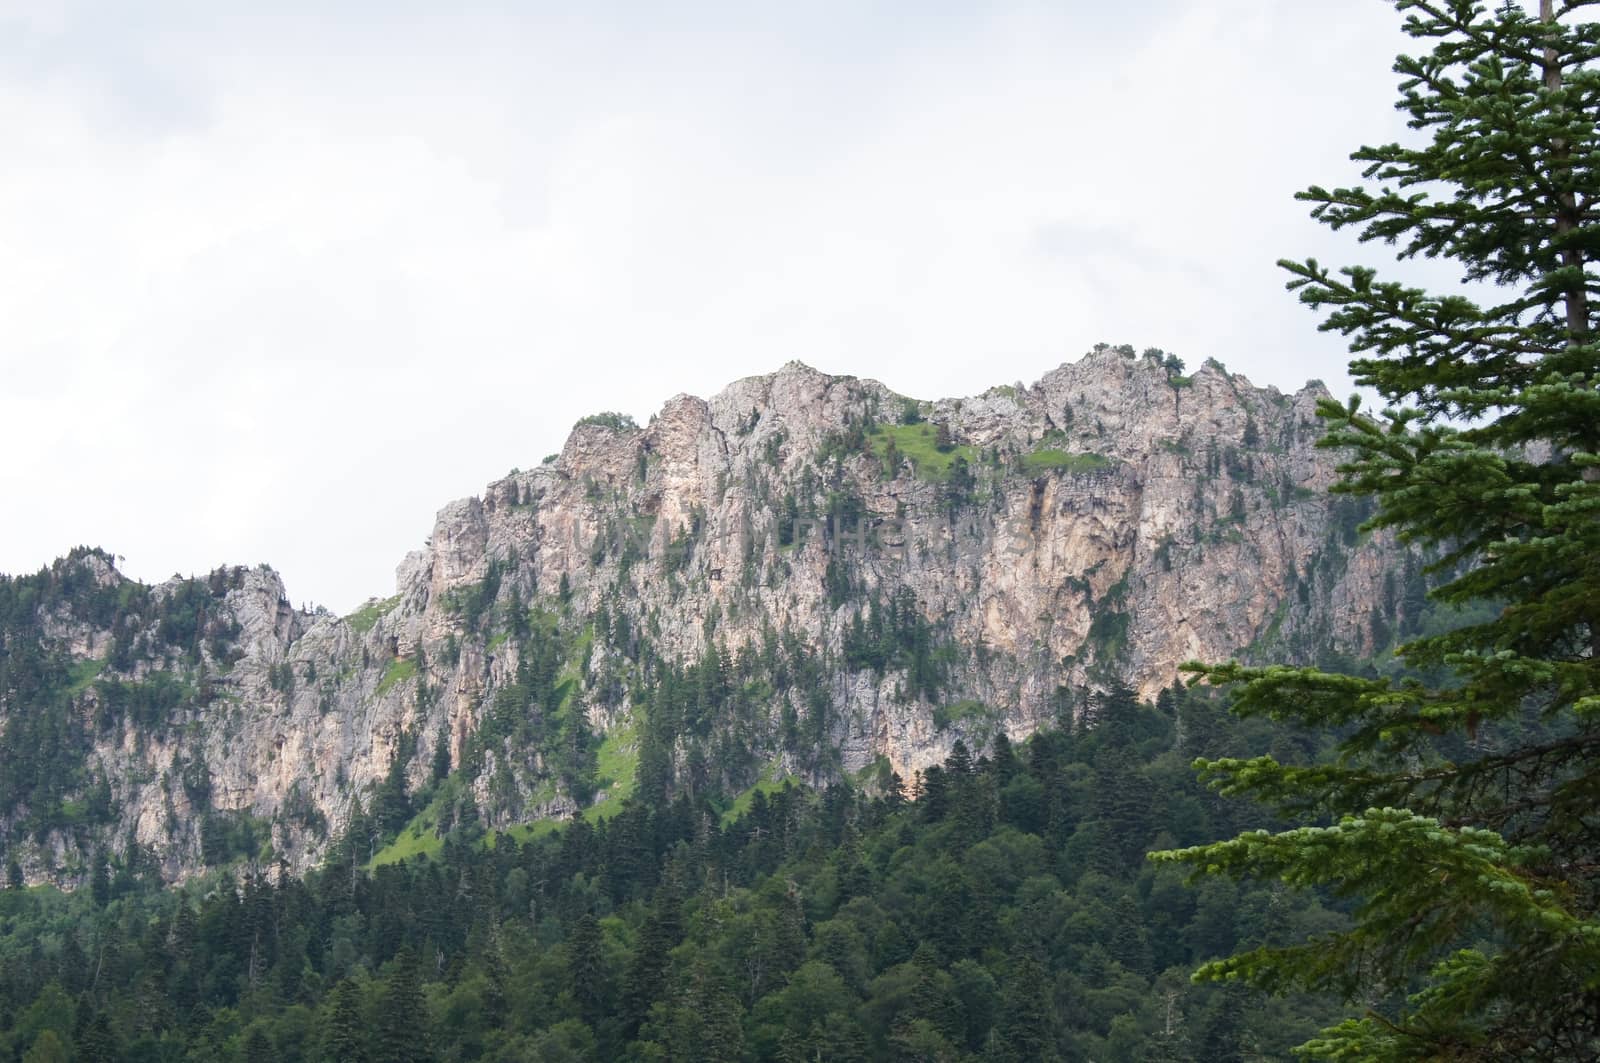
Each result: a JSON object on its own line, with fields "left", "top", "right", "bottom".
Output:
{"left": 1156, "top": 3, "right": 1600, "bottom": 1057}
{"left": 716, "top": 766, "right": 801, "bottom": 825}
{"left": 199, "top": 808, "right": 271, "bottom": 866}
{"left": 0, "top": 555, "right": 240, "bottom": 838}
{"left": 1082, "top": 574, "right": 1133, "bottom": 677}
{"left": 91, "top": 672, "right": 196, "bottom": 731}
{"left": 0, "top": 688, "right": 1350, "bottom": 1061}
{"left": 841, "top": 590, "right": 957, "bottom": 701}
{"left": 21, "top": 1029, "right": 68, "bottom": 1063}
{"left": 445, "top": 561, "right": 503, "bottom": 633}
{"left": 573, "top": 411, "right": 639, "bottom": 432}
{"left": 453, "top": 615, "right": 599, "bottom": 812}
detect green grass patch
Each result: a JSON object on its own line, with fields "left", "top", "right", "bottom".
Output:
{"left": 867, "top": 423, "right": 978, "bottom": 482}
{"left": 370, "top": 827, "right": 441, "bottom": 867}
{"left": 346, "top": 595, "right": 401, "bottom": 634}
{"left": 490, "top": 819, "right": 563, "bottom": 847}
{"left": 559, "top": 624, "right": 595, "bottom": 685}
{"left": 933, "top": 698, "right": 995, "bottom": 731}
{"left": 368, "top": 812, "right": 444, "bottom": 868}
{"left": 67, "top": 657, "right": 106, "bottom": 695}
{"left": 551, "top": 677, "right": 576, "bottom": 710}
{"left": 1021, "top": 449, "right": 1111, "bottom": 475}
{"left": 376, "top": 657, "right": 418, "bottom": 696}
{"left": 367, "top": 778, "right": 475, "bottom": 868}
{"left": 718, "top": 765, "right": 802, "bottom": 826}
{"left": 582, "top": 719, "right": 639, "bottom": 823}
{"left": 850, "top": 756, "right": 894, "bottom": 787}
{"left": 594, "top": 721, "right": 637, "bottom": 790}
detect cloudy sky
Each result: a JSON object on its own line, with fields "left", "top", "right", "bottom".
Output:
{"left": 2, "top": 1, "right": 1434, "bottom": 611}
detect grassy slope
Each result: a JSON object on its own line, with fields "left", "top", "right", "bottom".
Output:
{"left": 867, "top": 423, "right": 977, "bottom": 481}
{"left": 1020, "top": 448, "right": 1110, "bottom": 474}
{"left": 717, "top": 764, "right": 802, "bottom": 826}
{"left": 376, "top": 657, "right": 417, "bottom": 696}
{"left": 345, "top": 595, "right": 401, "bottom": 635}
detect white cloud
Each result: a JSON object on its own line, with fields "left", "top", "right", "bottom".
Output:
{"left": 2, "top": 1, "right": 1434, "bottom": 609}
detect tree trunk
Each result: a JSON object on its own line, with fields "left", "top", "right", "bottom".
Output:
{"left": 1542, "top": 0, "right": 1590, "bottom": 340}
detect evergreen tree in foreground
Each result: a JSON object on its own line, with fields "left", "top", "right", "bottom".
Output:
{"left": 1155, "top": 1, "right": 1600, "bottom": 1057}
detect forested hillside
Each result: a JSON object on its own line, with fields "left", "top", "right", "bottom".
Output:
{"left": 0, "top": 685, "right": 1348, "bottom": 1062}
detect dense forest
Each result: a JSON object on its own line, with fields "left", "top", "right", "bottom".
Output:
{"left": 0, "top": 684, "right": 1348, "bottom": 1062}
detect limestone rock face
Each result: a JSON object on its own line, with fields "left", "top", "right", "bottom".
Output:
{"left": 0, "top": 348, "right": 1405, "bottom": 884}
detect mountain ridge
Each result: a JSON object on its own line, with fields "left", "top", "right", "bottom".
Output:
{"left": 0, "top": 346, "right": 1407, "bottom": 885}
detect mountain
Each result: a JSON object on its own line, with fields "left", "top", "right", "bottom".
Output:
{"left": 0, "top": 346, "right": 1414, "bottom": 885}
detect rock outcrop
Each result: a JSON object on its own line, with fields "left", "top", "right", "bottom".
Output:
{"left": 0, "top": 347, "right": 1408, "bottom": 884}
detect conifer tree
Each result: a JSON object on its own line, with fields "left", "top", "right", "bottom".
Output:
{"left": 20, "top": 1030, "right": 69, "bottom": 1063}
{"left": 988, "top": 731, "right": 1019, "bottom": 785}
{"left": 1155, "top": 1, "right": 1600, "bottom": 1057}
{"left": 653, "top": 956, "right": 747, "bottom": 1063}
{"left": 991, "top": 954, "right": 1056, "bottom": 1063}
{"left": 566, "top": 912, "right": 607, "bottom": 1027}
{"left": 907, "top": 941, "right": 962, "bottom": 1041}
{"left": 324, "top": 979, "right": 367, "bottom": 1063}
{"left": 73, "top": 1014, "right": 117, "bottom": 1063}
{"left": 88, "top": 850, "right": 109, "bottom": 909}
{"left": 945, "top": 738, "right": 974, "bottom": 778}
{"left": 243, "top": 1027, "right": 274, "bottom": 1063}
{"left": 1090, "top": 743, "right": 1152, "bottom": 873}
{"left": 429, "top": 723, "right": 451, "bottom": 784}
{"left": 373, "top": 947, "right": 432, "bottom": 1063}
{"left": 620, "top": 884, "right": 682, "bottom": 1038}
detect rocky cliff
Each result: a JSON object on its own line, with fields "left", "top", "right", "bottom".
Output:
{"left": 0, "top": 347, "right": 1412, "bottom": 885}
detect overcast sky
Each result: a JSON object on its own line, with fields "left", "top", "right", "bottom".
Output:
{"left": 2, "top": 1, "right": 1436, "bottom": 612}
